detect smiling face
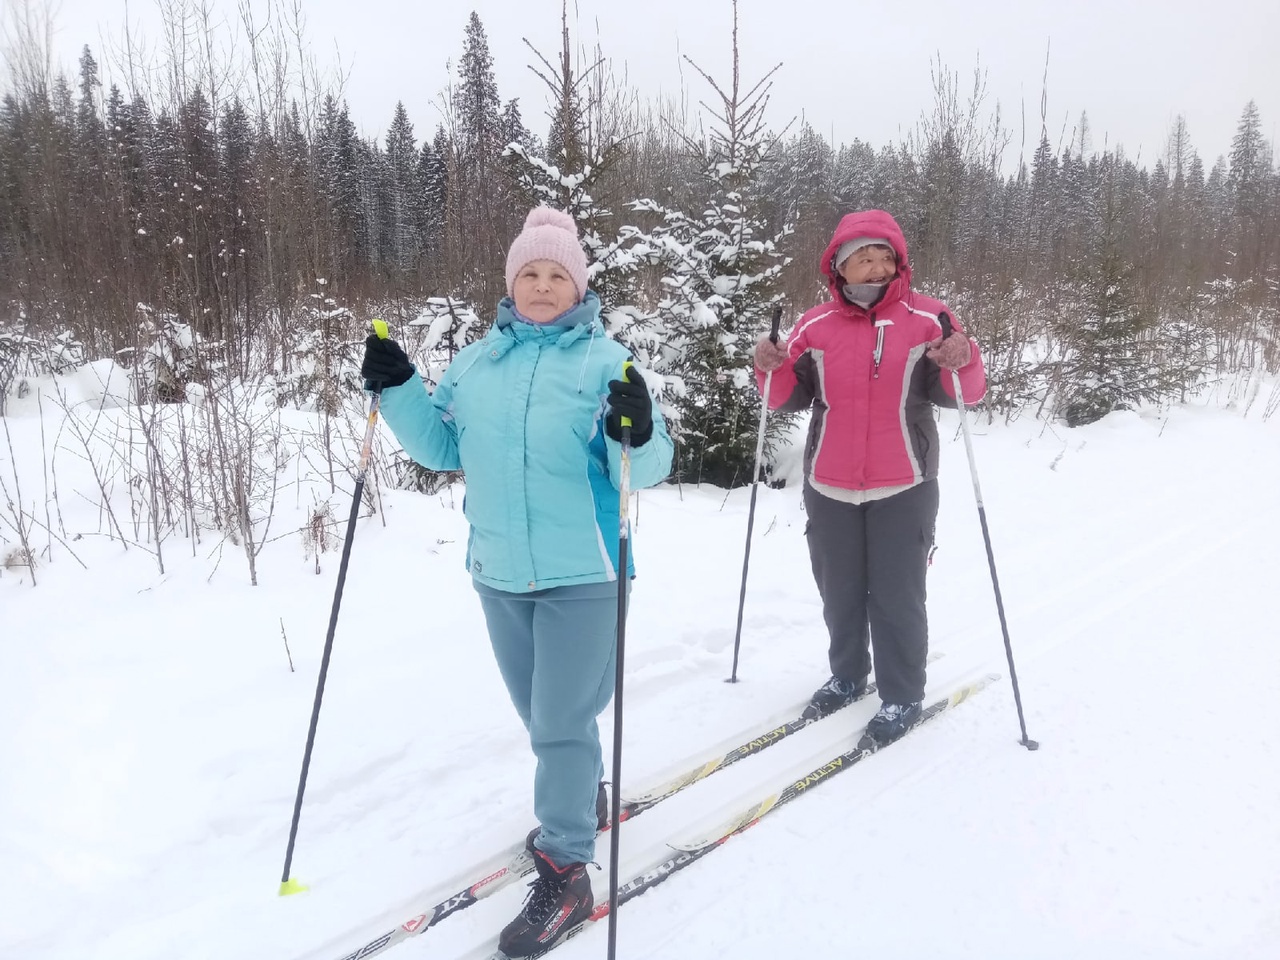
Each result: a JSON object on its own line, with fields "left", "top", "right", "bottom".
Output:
{"left": 512, "top": 259, "right": 579, "bottom": 322}
{"left": 838, "top": 244, "right": 898, "bottom": 285}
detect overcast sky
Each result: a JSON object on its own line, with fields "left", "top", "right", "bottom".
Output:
{"left": 21, "top": 0, "right": 1280, "bottom": 170}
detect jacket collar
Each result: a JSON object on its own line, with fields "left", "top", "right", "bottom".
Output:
{"left": 482, "top": 292, "right": 604, "bottom": 358}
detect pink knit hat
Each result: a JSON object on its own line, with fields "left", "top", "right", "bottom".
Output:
{"left": 504, "top": 206, "right": 589, "bottom": 301}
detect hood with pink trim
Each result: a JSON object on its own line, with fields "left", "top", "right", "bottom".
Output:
{"left": 819, "top": 209, "right": 913, "bottom": 305}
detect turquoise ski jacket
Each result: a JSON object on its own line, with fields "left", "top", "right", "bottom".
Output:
{"left": 378, "top": 293, "right": 673, "bottom": 593}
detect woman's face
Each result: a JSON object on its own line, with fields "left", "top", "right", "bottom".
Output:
{"left": 839, "top": 245, "right": 897, "bottom": 285}
{"left": 512, "top": 259, "right": 578, "bottom": 322}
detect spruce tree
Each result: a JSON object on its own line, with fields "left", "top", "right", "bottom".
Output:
{"left": 417, "top": 125, "right": 449, "bottom": 285}
{"left": 217, "top": 98, "right": 255, "bottom": 365}
{"left": 504, "top": 4, "right": 632, "bottom": 310}
{"left": 317, "top": 97, "right": 365, "bottom": 281}
{"left": 833, "top": 139, "right": 878, "bottom": 212}
{"left": 452, "top": 11, "right": 506, "bottom": 305}
{"left": 617, "top": 1, "right": 791, "bottom": 487}
{"left": 1227, "top": 101, "right": 1270, "bottom": 278}
{"left": 384, "top": 101, "right": 421, "bottom": 273}
{"left": 762, "top": 123, "right": 836, "bottom": 305}
{"left": 1055, "top": 157, "right": 1203, "bottom": 424}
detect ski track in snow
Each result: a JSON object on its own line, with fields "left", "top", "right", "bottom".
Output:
{"left": 1, "top": 398, "right": 1278, "bottom": 960}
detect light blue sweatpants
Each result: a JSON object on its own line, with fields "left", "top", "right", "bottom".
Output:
{"left": 473, "top": 579, "right": 624, "bottom": 867}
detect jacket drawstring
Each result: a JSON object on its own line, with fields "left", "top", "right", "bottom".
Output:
{"left": 577, "top": 323, "right": 598, "bottom": 392}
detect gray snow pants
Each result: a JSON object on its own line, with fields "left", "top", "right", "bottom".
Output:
{"left": 802, "top": 479, "right": 938, "bottom": 705}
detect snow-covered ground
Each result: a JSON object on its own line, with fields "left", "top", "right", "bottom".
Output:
{"left": 2, "top": 375, "right": 1278, "bottom": 960}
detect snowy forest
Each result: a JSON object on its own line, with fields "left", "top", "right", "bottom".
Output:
{"left": 2, "top": 0, "right": 1278, "bottom": 498}
{"left": 3, "top": 6, "right": 1280, "bottom": 956}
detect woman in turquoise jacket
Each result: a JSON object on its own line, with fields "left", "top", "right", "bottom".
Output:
{"left": 361, "top": 206, "right": 673, "bottom": 958}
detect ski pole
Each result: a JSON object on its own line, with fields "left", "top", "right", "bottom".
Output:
{"left": 606, "top": 361, "right": 636, "bottom": 960}
{"left": 728, "top": 306, "right": 783, "bottom": 683}
{"left": 279, "top": 318, "right": 391, "bottom": 895}
{"left": 938, "top": 312, "right": 1039, "bottom": 751}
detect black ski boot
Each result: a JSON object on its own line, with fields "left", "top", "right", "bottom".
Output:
{"left": 865, "top": 701, "right": 923, "bottom": 743}
{"left": 802, "top": 675, "right": 868, "bottom": 720}
{"left": 497, "top": 850, "right": 594, "bottom": 958}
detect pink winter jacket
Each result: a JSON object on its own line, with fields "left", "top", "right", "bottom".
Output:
{"left": 759, "top": 210, "right": 986, "bottom": 493}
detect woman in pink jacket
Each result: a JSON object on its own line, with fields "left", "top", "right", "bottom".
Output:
{"left": 755, "top": 208, "right": 985, "bottom": 743}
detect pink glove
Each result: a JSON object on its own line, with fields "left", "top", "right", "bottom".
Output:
{"left": 754, "top": 335, "right": 789, "bottom": 372}
{"left": 926, "top": 332, "right": 972, "bottom": 370}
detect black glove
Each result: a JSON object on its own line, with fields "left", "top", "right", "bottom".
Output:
{"left": 361, "top": 333, "right": 414, "bottom": 389}
{"left": 605, "top": 366, "right": 654, "bottom": 447}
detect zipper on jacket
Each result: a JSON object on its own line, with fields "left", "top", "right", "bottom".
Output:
{"left": 872, "top": 317, "right": 893, "bottom": 379}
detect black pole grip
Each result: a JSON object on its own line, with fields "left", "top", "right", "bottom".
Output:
{"left": 769, "top": 305, "right": 782, "bottom": 344}
{"left": 364, "top": 318, "right": 392, "bottom": 394}
{"left": 938, "top": 310, "right": 954, "bottom": 339}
